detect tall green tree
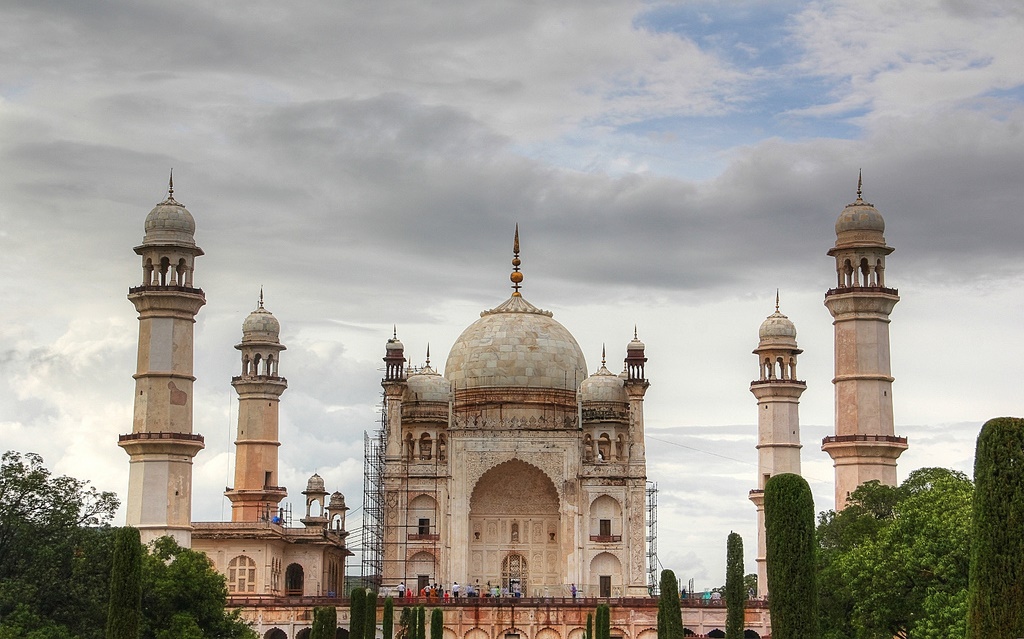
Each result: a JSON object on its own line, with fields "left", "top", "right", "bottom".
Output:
{"left": 349, "top": 588, "right": 366, "bottom": 639}
{"left": 139, "top": 536, "right": 256, "bottom": 639}
{"left": 310, "top": 606, "right": 338, "bottom": 639}
{"left": 430, "top": 608, "right": 443, "bottom": 639}
{"left": 817, "top": 468, "right": 973, "bottom": 639}
{"left": 382, "top": 596, "right": 394, "bottom": 639}
{"left": 106, "top": 526, "right": 143, "bottom": 639}
{"left": 0, "top": 451, "right": 119, "bottom": 639}
{"left": 967, "top": 417, "right": 1024, "bottom": 639}
{"left": 585, "top": 613, "right": 592, "bottom": 639}
{"left": 398, "top": 605, "right": 411, "bottom": 639}
{"left": 765, "top": 473, "right": 819, "bottom": 639}
{"left": 725, "top": 532, "right": 745, "bottom": 639}
{"left": 416, "top": 606, "right": 426, "bottom": 639}
{"left": 657, "top": 569, "right": 683, "bottom": 639}
{"left": 364, "top": 591, "right": 378, "bottom": 639}
{"left": 595, "top": 604, "right": 610, "bottom": 639}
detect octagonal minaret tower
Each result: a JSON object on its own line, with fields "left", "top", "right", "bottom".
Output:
{"left": 822, "top": 176, "right": 907, "bottom": 510}
{"left": 748, "top": 294, "right": 805, "bottom": 597}
{"left": 224, "top": 291, "right": 289, "bottom": 522}
{"left": 119, "top": 175, "right": 206, "bottom": 547}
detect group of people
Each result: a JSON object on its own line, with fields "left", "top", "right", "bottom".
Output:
{"left": 393, "top": 580, "right": 528, "bottom": 600}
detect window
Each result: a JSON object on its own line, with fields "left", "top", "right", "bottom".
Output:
{"left": 599, "top": 519, "right": 611, "bottom": 536}
{"left": 418, "top": 518, "right": 431, "bottom": 535}
{"left": 600, "top": 575, "right": 611, "bottom": 597}
{"left": 227, "top": 555, "right": 257, "bottom": 593}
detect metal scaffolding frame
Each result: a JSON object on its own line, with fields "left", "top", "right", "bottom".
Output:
{"left": 646, "top": 480, "right": 660, "bottom": 594}
{"left": 360, "top": 405, "right": 386, "bottom": 590}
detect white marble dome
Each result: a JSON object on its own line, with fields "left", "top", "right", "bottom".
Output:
{"left": 405, "top": 366, "right": 450, "bottom": 403}
{"left": 581, "top": 364, "right": 627, "bottom": 403}
{"left": 758, "top": 310, "right": 798, "bottom": 347}
{"left": 836, "top": 200, "right": 885, "bottom": 235}
{"left": 241, "top": 305, "right": 281, "bottom": 343}
{"left": 143, "top": 197, "right": 197, "bottom": 247}
{"left": 445, "top": 295, "right": 587, "bottom": 391}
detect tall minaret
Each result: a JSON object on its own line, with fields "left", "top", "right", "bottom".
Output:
{"left": 119, "top": 175, "right": 206, "bottom": 547}
{"left": 622, "top": 329, "right": 650, "bottom": 596}
{"left": 821, "top": 175, "right": 907, "bottom": 510}
{"left": 748, "top": 294, "right": 805, "bottom": 597}
{"left": 224, "top": 292, "right": 289, "bottom": 522}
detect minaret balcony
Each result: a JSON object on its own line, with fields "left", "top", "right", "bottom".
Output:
{"left": 118, "top": 431, "right": 205, "bottom": 456}
{"left": 129, "top": 284, "right": 205, "bottom": 295}
{"left": 822, "top": 434, "right": 907, "bottom": 445}
{"left": 825, "top": 285, "right": 898, "bottom": 297}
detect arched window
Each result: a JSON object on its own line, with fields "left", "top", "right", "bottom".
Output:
{"left": 419, "top": 433, "right": 432, "bottom": 461}
{"left": 437, "top": 435, "right": 447, "bottom": 462}
{"left": 285, "top": 563, "right": 304, "bottom": 596}
{"left": 583, "top": 434, "right": 594, "bottom": 462}
{"left": 405, "top": 433, "right": 415, "bottom": 461}
{"left": 502, "top": 553, "right": 528, "bottom": 594}
{"left": 227, "top": 555, "right": 257, "bottom": 593}
{"left": 597, "top": 434, "right": 611, "bottom": 461}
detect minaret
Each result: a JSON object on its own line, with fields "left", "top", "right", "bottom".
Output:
{"left": 119, "top": 175, "right": 206, "bottom": 547}
{"left": 382, "top": 328, "right": 407, "bottom": 462}
{"left": 224, "top": 291, "right": 289, "bottom": 522}
{"left": 622, "top": 328, "right": 650, "bottom": 596}
{"left": 821, "top": 175, "right": 907, "bottom": 510}
{"left": 748, "top": 293, "right": 805, "bottom": 597}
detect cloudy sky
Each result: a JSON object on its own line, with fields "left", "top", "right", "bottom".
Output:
{"left": 2, "top": 0, "right": 1023, "bottom": 591}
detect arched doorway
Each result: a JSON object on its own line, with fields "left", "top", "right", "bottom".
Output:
{"left": 285, "top": 563, "right": 305, "bottom": 596}
{"left": 469, "top": 459, "right": 560, "bottom": 597}
{"left": 265, "top": 630, "right": 287, "bottom": 639}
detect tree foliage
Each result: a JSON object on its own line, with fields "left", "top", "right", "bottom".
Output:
{"left": 817, "top": 468, "right": 973, "bottom": 639}
{"left": 0, "top": 451, "right": 119, "bottom": 639}
{"left": 416, "top": 606, "right": 426, "bottom": 639}
{"left": 725, "top": 532, "right": 745, "bottom": 639}
{"left": 595, "top": 604, "right": 610, "bottom": 639}
{"left": 382, "top": 596, "right": 394, "bottom": 639}
{"left": 430, "top": 608, "right": 442, "bottom": 639}
{"left": 364, "top": 591, "right": 378, "bottom": 639}
{"left": 585, "top": 612, "right": 592, "bottom": 639}
{"left": 350, "top": 588, "right": 366, "bottom": 639}
{"left": 106, "top": 526, "right": 143, "bottom": 639}
{"left": 657, "top": 569, "right": 683, "bottom": 639}
{"left": 967, "top": 417, "right": 1024, "bottom": 639}
{"left": 765, "top": 473, "right": 819, "bottom": 639}
{"left": 398, "top": 605, "right": 411, "bottom": 639}
{"left": 140, "top": 536, "right": 256, "bottom": 639}
{"left": 311, "top": 606, "right": 338, "bottom": 639}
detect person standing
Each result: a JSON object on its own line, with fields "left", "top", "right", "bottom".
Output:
{"left": 453, "top": 581, "right": 460, "bottom": 599}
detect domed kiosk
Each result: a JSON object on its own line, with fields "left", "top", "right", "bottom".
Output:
{"left": 378, "top": 228, "right": 652, "bottom": 599}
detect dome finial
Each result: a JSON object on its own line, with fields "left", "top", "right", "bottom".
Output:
{"left": 393, "top": 325, "right": 398, "bottom": 340}
{"left": 510, "top": 224, "right": 524, "bottom": 297}
{"left": 634, "top": 324, "right": 638, "bottom": 340}
{"left": 258, "top": 286, "right": 264, "bottom": 309}
{"left": 856, "top": 169, "right": 863, "bottom": 202}
{"left": 775, "top": 289, "right": 780, "bottom": 313}
{"left": 601, "top": 343, "right": 607, "bottom": 367}
{"left": 168, "top": 169, "right": 174, "bottom": 198}
{"left": 425, "top": 343, "right": 431, "bottom": 367}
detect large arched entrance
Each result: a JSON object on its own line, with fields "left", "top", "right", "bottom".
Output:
{"left": 469, "top": 459, "right": 560, "bottom": 596}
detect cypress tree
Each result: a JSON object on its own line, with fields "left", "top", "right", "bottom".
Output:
{"left": 364, "top": 591, "right": 379, "bottom": 639}
{"left": 399, "top": 605, "right": 411, "bottom": 639}
{"left": 311, "top": 606, "right": 338, "bottom": 639}
{"left": 416, "top": 605, "right": 426, "bottom": 639}
{"left": 585, "top": 612, "right": 592, "bottom": 639}
{"left": 764, "top": 473, "right": 819, "bottom": 639}
{"left": 382, "top": 596, "right": 394, "bottom": 639}
{"left": 350, "top": 588, "right": 366, "bottom": 639}
{"left": 725, "top": 532, "right": 746, "bottom": 639}
{"left": 430, "top": 608, "right": 443, "bottom": 639}
{"left": 596, "top": 604, "right": 610, "bottom": 639}
{"left": 105, "top": 526, "right": 143, "bottom": 639}
{"left": 966, "top": 417, "right": 1024, "bottom": 639}
{"left": 657, "top": 569, "right": 683, "bottom": 639}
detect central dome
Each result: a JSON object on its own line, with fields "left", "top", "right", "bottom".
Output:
{"left": 445, "top": 295, "right": 587, "bottom": 391}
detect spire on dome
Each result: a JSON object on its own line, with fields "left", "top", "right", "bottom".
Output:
{"left": 425, "top": 343, "right": 431, "bottom": 368}
{"left": 601, "top": 344, "right": 606, "bottom": 367}
{"left": 510, "top": 224, "right": 523, "bottom": 297}
{"left": 856, "top": 169, "right": 863, "bottom": 201}
{"left": 775, "top": 289, "right": 780, "bottom": 313}
{"left": 161, "top": 169, "right": 180, "bottom": 205}
{"left": 258, "top": 286, "right": 265, "bottom": 309}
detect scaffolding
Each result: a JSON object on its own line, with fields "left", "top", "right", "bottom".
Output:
{"left": 646, "top": 480, "right": 660, "bottom": 594}
{"left": 361, "top": 411, "right": 386, "bottom": 590}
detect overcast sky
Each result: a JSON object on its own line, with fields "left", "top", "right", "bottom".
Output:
{"left": 2, "top": 0, "right": 1023, "bottom": 592}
